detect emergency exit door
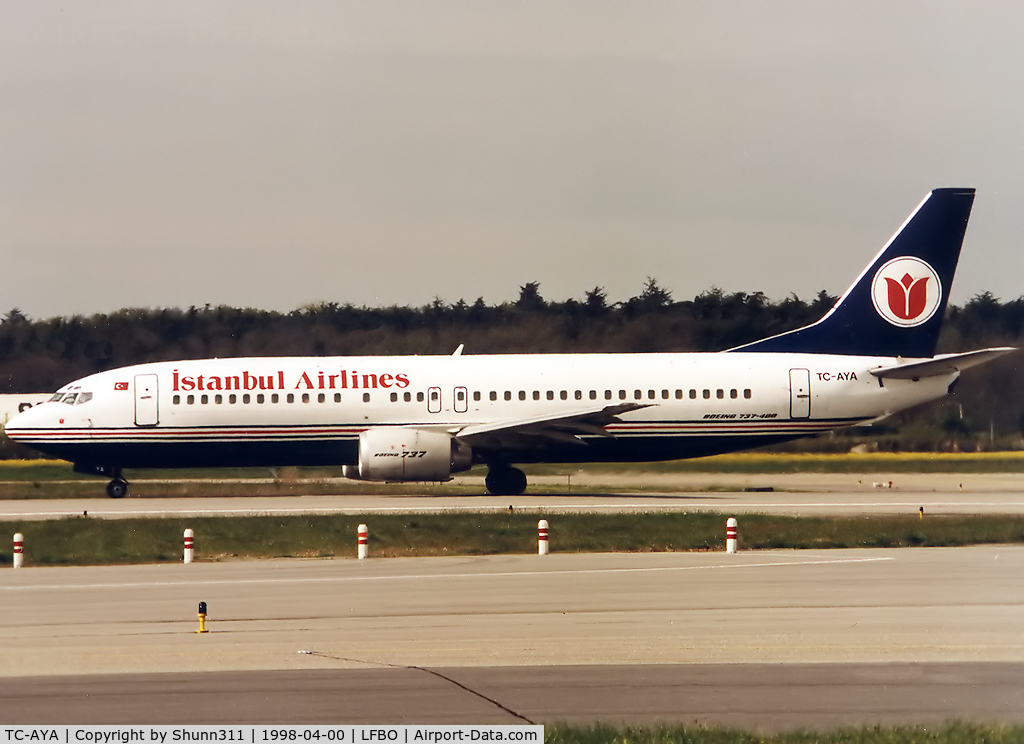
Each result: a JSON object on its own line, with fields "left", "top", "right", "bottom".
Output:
{"left": 454, "top": 386, "right": 468, "bottom": 413}
{"left": 427, "top": 386, "right": 442, "bottom": 414}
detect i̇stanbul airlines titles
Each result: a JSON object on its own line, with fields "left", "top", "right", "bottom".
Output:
{"left": 6, "top": 188, "right": 1016, "bottom": 497}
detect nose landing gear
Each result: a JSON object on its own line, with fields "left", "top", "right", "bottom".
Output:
{"left": 74, "top": 463, "right": 129, "bottom": 498}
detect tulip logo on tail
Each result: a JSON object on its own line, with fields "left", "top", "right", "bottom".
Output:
{"left": 871, "top": 257, "right": 942, "bottom": 327}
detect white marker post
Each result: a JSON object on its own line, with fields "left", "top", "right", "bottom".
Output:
{"left": 358, "top": 524, "right": 369, "bottom": 560}
{"left": 538, "top": 520, "right": 549, "bottom": 556}
{"left": 13, "top": 533, "right": 23, "bottom": 569}
{"left": 183, "top": 528, "right": 194, "bottom": 564}
{"left": 726, "top": 517, "right": 738, "bottom": 554}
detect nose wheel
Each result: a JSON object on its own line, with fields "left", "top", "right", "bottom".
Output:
{"left": 106, "top": 478, "right": 129, "bottom": 499}
{"left": 485, "top": 466, "right": 528, "bottom": 496}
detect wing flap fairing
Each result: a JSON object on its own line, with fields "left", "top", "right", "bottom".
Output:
{"left": 454, "top": 402, "right": 651, "bottom": 449}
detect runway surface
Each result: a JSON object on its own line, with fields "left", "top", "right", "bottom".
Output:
{"left": 3, "top": 471, "right": 1024, "bottom": 519}
{"left": 2, "top": 546, "right": 1023, "bottom": 727}
{"left": 3, "top": 663, "right": 1023, "bottom": 729}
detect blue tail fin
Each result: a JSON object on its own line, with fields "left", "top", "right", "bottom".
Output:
{"left": 732, "top": 188, "right": 975, "bottom": 358}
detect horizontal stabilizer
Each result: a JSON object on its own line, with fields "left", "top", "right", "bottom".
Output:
{"left": 869, "top": 347, "right": 1017, "bottom": 381}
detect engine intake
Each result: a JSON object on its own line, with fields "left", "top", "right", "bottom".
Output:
{"left": 343, "top": 427, "right": 472, "bottom": 482}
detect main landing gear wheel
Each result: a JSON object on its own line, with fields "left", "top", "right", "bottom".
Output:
{"left": 106, "top": 478, "right": 129, "bottom": 499}
{"left": 485, "top": 466, "right": 527, "bottom": 496}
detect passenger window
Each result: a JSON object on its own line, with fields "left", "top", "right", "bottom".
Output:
{"left": 575, "top": 390, "right": 582, "bottom": 400}
{"left": 533, "top": 391, "right": 540, "bottom": 400}
{"left": 661, "top": 390, "right": 669, "bottom": 399}
{"left": 318, "top": 393, "right": 325, "bottom": 403}
{"left": 675, "top": 390, "right": 682, "bottom": 399}
{"left": 589, "top": 390, "right": 597, "bottom": 400}
{"left": 201, "top": 395, "right": 209, "bottom": 405}
{"left": 504, "top": 391, "right": 512, "bottom": 401}
{"left": 545, "top": 391, "right": 553, "bottom": 400}
{"left": 390, "top": 392, "right": 398, "bottom": 402}
{"left": 703, "top": 390, "right": 710, "bottom": 399}
{"left": 243, "top": 394, "right": 251, "bottom": 404}
{"left": 716, "top": 389, "right": 724, "bottom": 399}
{"left": 619, "top": 390, "right": 627, "bottom": 400}
{"left": 272, "top": 393, "right": 280, "bottom": 403}
{"left": 473, "top": 391, "right": 481, "bottom": 402}
{"left": 648, "top": 390, "right": 656, "bottom": 399}
{"left": 744, "top": 389, "right": 752, "bottom": 399}
{"left": 230, "top": 394, "right": 238, "bottom": 404}
{"left": 490, "top": 391, "right": 497, "bottom": 401}
{"left": 405, "top": 392, "right": 412, "bottom": 402}
{"left": 634, "top": 390, "right": 642, "bottom": 400}
{"left": 730, "top": 389, "right": 737, "bottom": 399}
{"left": 257, "top": 394, "right": 265, "bottom": 404}
{"left": 363, "top": 392, "right": 371, "bottom": 403}
{"left": 187, "top": 395, "right": 195, "bottom": 405}
{"left": 519, "top": 391, "right": 526, "bottom": 401}
{"left": 334, "top": 393, "right": 342, "bottom": 403}
{"left": 286, "top": 393, "right": 294, "bottom": 403}
{"left": 301, "top": 393, "right": 309, "bottom": 403}
{"left": 417, "top": 392, "right": 424, "bottom": 402}
{"left": 215, "top": 394, "right": 223, "bottom": 404}
{"left": 605, "top": 390, "right": 612, "bottom": 400}
{"left": 173, "top": 395, "right": 181, "bottom": 405}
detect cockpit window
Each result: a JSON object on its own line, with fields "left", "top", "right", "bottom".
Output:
{"left": 48, "top": 393, "right": 64, "bottom": 403}
{"left": 76, "top": 392, "right": 93, "bottom": 405}
{"left": 62, "top": 393, "right": 78, "bottom": 405}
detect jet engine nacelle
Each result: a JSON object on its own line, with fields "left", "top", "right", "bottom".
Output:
{"left": 343, "top": 427, "right": 472, "bottom": 482}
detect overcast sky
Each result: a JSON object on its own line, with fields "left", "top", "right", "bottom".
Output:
{"left": 2, "top": 1, "right": 1022, "bottom": 319}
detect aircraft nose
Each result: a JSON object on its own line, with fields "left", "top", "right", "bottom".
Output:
{"left": 4, "top": 405, "right": 50, "bottom": 440}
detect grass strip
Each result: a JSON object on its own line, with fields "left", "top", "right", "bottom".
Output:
{"left": 0, "top": 478, "right": 487, "bottom": 500}
{"left": 566, "top": 451, "right": 1024, "bottom": 474}
{"left": 2, "top": 512, "right": 1024, "bottom": 566}
{"left": 546, "top": 722, "right": 1024, "bottom": 743}
{"left": 1, "top": 451, "right": 1024, "bottom": 499}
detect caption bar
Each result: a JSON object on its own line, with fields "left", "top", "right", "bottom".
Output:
{"left": 2, "top": 728, "right": 542, "bottom": 744}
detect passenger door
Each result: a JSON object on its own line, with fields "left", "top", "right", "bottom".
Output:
{"left": 134, "top": 373, "right": 159, "bottom": 426}
{"left": 789, "top": 368, "right": 811, "bottom": 419}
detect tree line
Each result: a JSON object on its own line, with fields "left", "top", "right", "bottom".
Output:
{"left": 1, "top": 281, "right": 1022, "bottom": 452}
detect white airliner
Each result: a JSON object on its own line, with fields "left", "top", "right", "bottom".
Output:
{"left": 5, "top": 188, "right": 1015, "bottom": 498}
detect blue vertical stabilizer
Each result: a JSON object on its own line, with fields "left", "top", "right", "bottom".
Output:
{"left": 732, "top": 188, "right": 975, "bottom": 358}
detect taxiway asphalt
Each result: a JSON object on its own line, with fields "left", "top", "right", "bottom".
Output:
{"left": 2, "top": 471, "right": 1024, "bottom": 520}
{"left": 1, "top": 546, "right": 1023, "bottom": 727}
{"left": 3, "top": 472, "right": 1023, "bottom": 728}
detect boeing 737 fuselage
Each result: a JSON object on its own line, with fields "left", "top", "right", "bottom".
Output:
{"left": 6, "top": 188, "right": 1015, "bottom": 497}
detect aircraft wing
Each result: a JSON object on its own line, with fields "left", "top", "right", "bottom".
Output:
{"left": 869, "top": 347, "right": 1017, "bottom": 381}
{"left": 453, "top": 403, "right": 651, "bottom": 449}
